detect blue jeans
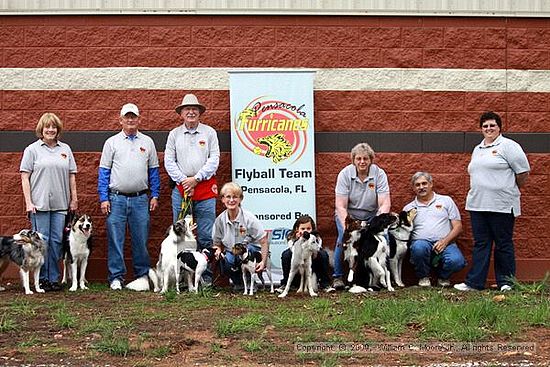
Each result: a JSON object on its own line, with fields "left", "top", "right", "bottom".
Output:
{"left": 31, "top": 211, "right": 66, "bottom": 283}
{"left": 410, "top": 239, "right": 466, "bottom": 280}
{"left": 333, "top": 214, "right": 345, "bottom": 278}
{"left": 465, "top": 211, "right": 516, "bottom": 290}
{"left": 221, "top": 244, "right": 260, "bottom": 286}
{"left": 106, "top": 193, "right": 151, "bottom": 284}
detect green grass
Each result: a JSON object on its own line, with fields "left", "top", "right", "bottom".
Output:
{"left": 53, "top": 305, "right": 77, "bottom": 329}
{"left": 0, "top": 314, "right": 17, "bottom": 332}
{"left": 9, "top": 298, "right": 38, "bottom": 317}
{"left": 92, "top": 336, "right": 131, "bottom": 357}
{"left": 215, "top": 312, "right": 267, "bottom": 337}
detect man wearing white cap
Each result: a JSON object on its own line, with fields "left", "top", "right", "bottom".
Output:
{"left": 98, "top": 103, "right": 160, "bottom": 291}
{"left": 165, "top": 94, "right": 220, "bottom": 284}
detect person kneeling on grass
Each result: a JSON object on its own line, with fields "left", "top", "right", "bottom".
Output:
{"left": 276, "top": 215, "right": 335, "bottom": 294}
{"left": 211, "top": 182, "right": 269, "bottom": 292}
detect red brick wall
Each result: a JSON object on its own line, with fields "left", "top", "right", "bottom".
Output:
{"left": 1, "top": 15, "right": 549, "bottom": 283}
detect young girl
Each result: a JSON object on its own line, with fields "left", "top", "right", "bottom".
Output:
{"left": 277, "top": 215, "right": 335, "bottom": 293}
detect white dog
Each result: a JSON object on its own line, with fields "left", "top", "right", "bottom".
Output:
{"left": 177, "top": 248, "right": 214, "bottom": 293}
{"left": 231, "top": 243, "right": 274, "bottom": 296}
{"left": 148, "top": 217, "right": 197, "bottom": 294}
{"left": 61, "top": 214, "right": 93, "bottom": 292}
{"left": 278, "top": 231, "right": 321, "bottom": 298}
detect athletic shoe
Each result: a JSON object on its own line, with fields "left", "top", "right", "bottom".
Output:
{"left": 110, "top": 279, "right": 122, "bottom": 291}
{"left": 453, "top": 282, "right": 476, "bottom": 291}
{"left": 418, "top": 277, "right": 431, "bottom": 287}
{"left": 332, "top": 278, "right": 345, "bottom": 290}
{"left": 500, "top": 284, "right": 512, "bottom": 292}
{"left": 126, "top": 275, "right": 149, "bottom": 291}
{"left": 437, "top": 279, "right": 451, "bottom": 287}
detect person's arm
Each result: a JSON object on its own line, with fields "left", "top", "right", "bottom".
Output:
{"left": 148, "top": 167, "right": 160, "bottom": 211}
{"left": 255, "top": 234, "right": 269, "bottom": 272}
{"left": 164, "top": 130, "right": 185, "bottom": 183}
{"left": 516, "top": 172, "right": 529, "bottom": 188}
{"left": 335, "top": 194, "right": 349, "bottom": 229}
{"left": 98, "top": 167, "right": 111, "bottom": 215}
{"left": 21, "top": 172, "right": 36, "bottom": 213}
{"left": 69, "top": 173, "right": 78, "bottom": 211}
{"left": 377, "top": 192, "right": 391, "bottom": 214}
{"left": 433, "top": 219, "right": 463, "bottom": 254}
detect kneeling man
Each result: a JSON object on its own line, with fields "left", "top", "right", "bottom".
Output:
{"left": 404, "top": 172, "right": 466, "bottom": 287}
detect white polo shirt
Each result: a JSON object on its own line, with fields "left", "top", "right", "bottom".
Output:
{"left": 466, "top": 135, "right": 530, "bottom": 217}
{"left": 212, "top": 207, "right": 265, "bottom": 251}
{"left": 404, "top": 192, "right": 461, "bottom": 243}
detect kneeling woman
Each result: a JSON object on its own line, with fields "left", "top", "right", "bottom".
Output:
{"left": 212, "top": 182, "right": 268, "bottom": 289}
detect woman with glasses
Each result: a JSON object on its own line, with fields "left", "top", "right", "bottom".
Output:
{"left": 455, "top": 111, "right": 530, "bottom": 292}
{"left": 211, "top": 182, "right": 269, "bottom": 291}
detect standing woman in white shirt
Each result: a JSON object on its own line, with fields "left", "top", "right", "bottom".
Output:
{"left": 20, "top": 113, "right": 78, "bottom": 292}
{"left": 455, "top": 111, "right": 530, "bottom": 292}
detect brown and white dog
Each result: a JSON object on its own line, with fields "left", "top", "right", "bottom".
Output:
{"left": 61, "top": 214, "right": 93, "bottom": 292}
{"left": 0, "top": 229, "right": 47, "bottom": 295}
{"left": 387, "top": 208, "right": 417, "bottom": 287}
{"left": 231, "top": 243, "right": 274, "bottom": 296}
{"left": 278, "top": 231, "right": 322, "bottom": 298}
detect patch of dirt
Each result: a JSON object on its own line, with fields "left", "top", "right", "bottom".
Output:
{"left": 0, "top": 283, "right": 548, "bottom": 367}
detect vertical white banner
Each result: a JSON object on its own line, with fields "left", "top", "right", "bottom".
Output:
{"left": 229, "top": 70, "right": 316, "bottom": 277}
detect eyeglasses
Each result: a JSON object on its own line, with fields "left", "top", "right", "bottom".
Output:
{"left": 223, "top": 195, "right": 240, "bottom": 200}
{"left": 122, "top": 115, "right": 139, "bottom": 121}
{"left": 481, "top": 123, "right": 498, "bottom": 129}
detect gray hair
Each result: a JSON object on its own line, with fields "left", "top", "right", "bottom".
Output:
{"left": 350, "top": 142, "right": 375, "bottom": 163}
{"left": 411, "top": 171, "right": 433, "bottom": 186}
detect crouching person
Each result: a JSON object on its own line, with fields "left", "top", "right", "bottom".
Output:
{"left": 212, "top": 182, "right": 268, "bottom": 291}
{"left": 404, "top": 172, "right": 466, "bottom": 287}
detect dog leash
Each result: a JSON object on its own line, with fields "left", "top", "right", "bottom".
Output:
{"left": 177, "top": 191, "right": 194, "bottom": 224}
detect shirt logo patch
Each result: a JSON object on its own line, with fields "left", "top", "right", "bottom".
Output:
{"left": 60, "top": 153, "right": 67, "bottom": 159}
{"left": 140, "top": 147, "right": 146, "bottom": 153}
{"left": 491, "top": 150, "right": 498, "bottom": 156}
{"left": 368, "top": 182, "right": 375, "bottom": 190}
{"left": 435, "top": 204, "right": 443, "bottom": 210}
{"left": 199, "top": 140, "right": 206, "bottom": 147}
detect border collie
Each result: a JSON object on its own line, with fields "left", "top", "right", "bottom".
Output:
{"left": 387, "top": 208, "right": 417, "bottom": 287}
{"left": 231, "top": 243, "right": 274, "bottom": 296}
{"left": 61, "top": 214, "right": 93, "bottom": 291}
{"left": 278, "top": 231, "right": 322, "bottom": 298}
{"left": 0, "top": 229, "right": 47, "bottom": 295}
{"left": 149, "top": 217, "right": 197, "bottom": 294}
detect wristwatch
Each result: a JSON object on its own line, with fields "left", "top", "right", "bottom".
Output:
{"left": 195, "top": 176, "right": 202, "bottom": 182}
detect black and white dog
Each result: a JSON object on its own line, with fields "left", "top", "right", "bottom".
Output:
{"left": 345, "top": 214, "right": 398, "bottom": 293}
{"left": 61, "top": 214, "right": 93, "bottom": 292}
{"left": 387, "top": 208, "right": 417, "bottom": 287}
{"left": 177, "top": 248, "right": 215, "bottom": 293}
{"left": 231, "top": 243, "right": 274, "bottom": 296}
{"left": 0, "top": 229, "right": 47, "bottom": 295}
{"left": 278, "top": 231, "right": 322, "bottom": 298}
{"left": 149, "top": 217, "right": 197, "bottom": 294}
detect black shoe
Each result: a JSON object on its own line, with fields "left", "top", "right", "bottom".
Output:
{"left": 39, "top": 280, "right": 53, "bottom": 292}
{"left": 49, "top": 282, "right": 63, "bottom": 292}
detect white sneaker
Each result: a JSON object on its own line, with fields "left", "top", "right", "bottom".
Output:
{"left": 437, "top": 279, "right": 451, "bottom": 287}
{"left": 454, "top": 282, "right": 475, "bottom": 291}
{"left": 110, "top": 279, "right": 122, "bottom": 291}
{"left": 126, "top": 275, "right": 150, "bottom": 291}
{"left": 418, "top": 277, "right": 431, "bottom": 287}
{"left": 500, "top": 285, "right": 512, "bottom": 292}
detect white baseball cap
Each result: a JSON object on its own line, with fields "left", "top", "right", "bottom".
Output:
{"left": 120, "top": 103, "right": 140, "bottom": 117}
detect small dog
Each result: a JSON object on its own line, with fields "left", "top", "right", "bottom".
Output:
{"left": 0, "top": 229, "right": 47, "bottom": 295}
{"left": 61, "top": 214, "right": 93, "bottom": 292}
{"left": 387, "top": 208, "right": 417, "bottom": 287}
{"left": 345, "top": 214, "right": 398, "bottom": 293}
{"left": 177, "top": 248, "right": 215, "bottom": 293}
{"left": 231, "top": 243, "right": 274, "bottom": 296}
{"left": 150, "top": 217, "right": 197, "bottom": 294}
{"left": 278, "top": 231, "right": 322, "bottom": 298}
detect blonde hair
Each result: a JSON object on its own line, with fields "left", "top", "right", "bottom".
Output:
{"left": 220, "top": 182, "right": 244, "bottom": 199}
{"left": 350, "top": 142, "right": 375, "bottom": 162}
{"left": 35, "top": 113, "right": 63, "bottom": 139}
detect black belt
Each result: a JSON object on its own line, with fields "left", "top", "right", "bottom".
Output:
{"left": 112, "top": 189, "right": 148, "bottom": 197}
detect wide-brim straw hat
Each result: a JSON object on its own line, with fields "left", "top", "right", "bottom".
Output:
{"left": 175, "top": 93, "right": 206, "bottom": 115}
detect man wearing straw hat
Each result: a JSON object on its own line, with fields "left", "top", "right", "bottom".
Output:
{"left": 164, "top": 93, "right": 220, "bottom": 284}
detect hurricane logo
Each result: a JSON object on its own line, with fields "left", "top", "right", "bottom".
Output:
{"left": 234, "top": 96, "right": 310, "bottom": 164}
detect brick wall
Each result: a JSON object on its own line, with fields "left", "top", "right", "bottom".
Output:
{"left": 0, "top": 15, "right": 549, "bottom": 283}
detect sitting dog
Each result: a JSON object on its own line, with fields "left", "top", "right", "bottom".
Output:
{"left": 149, "top": 217, "right": 197, "bottom": 294}
{"left": 61, "top": 214, "right": 93, "bottom": 292}
{"left": 387, "top": 208, "right": 417, "bottom": 287}
{"left": 345, "top": 214, "right": 398, "bottom": 293}
{"left": 278, "top": 231, "right": 322, "bottom": 298}
{"left": 177, "top": 248, "right": 215, "bottom": 293}
{"left": 231, "top": 243, "right": 274, "bottom": 296}
{"left": 0, "top": 229, "right": 47, "bottom": 295}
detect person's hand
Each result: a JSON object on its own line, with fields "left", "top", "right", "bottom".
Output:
{"left": 255, "top": 260, "right": 266, "bottom": 273}
{"left": 100, "top": 200, "right": 111, "bottom": 215}
{"left": 181, "top": 177, "right": 198, "bottom": 193}
{"left": 25, "top": 202, "right": 36, "bottom": 214}
{"left": 70, "top": 199, "right": 78, "bottom": 211}
{"left": 433, "top": 240, "right": 447, "bottom": 254}
{"left": 149, "top": 197, "right": 158, "bottom": 211}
